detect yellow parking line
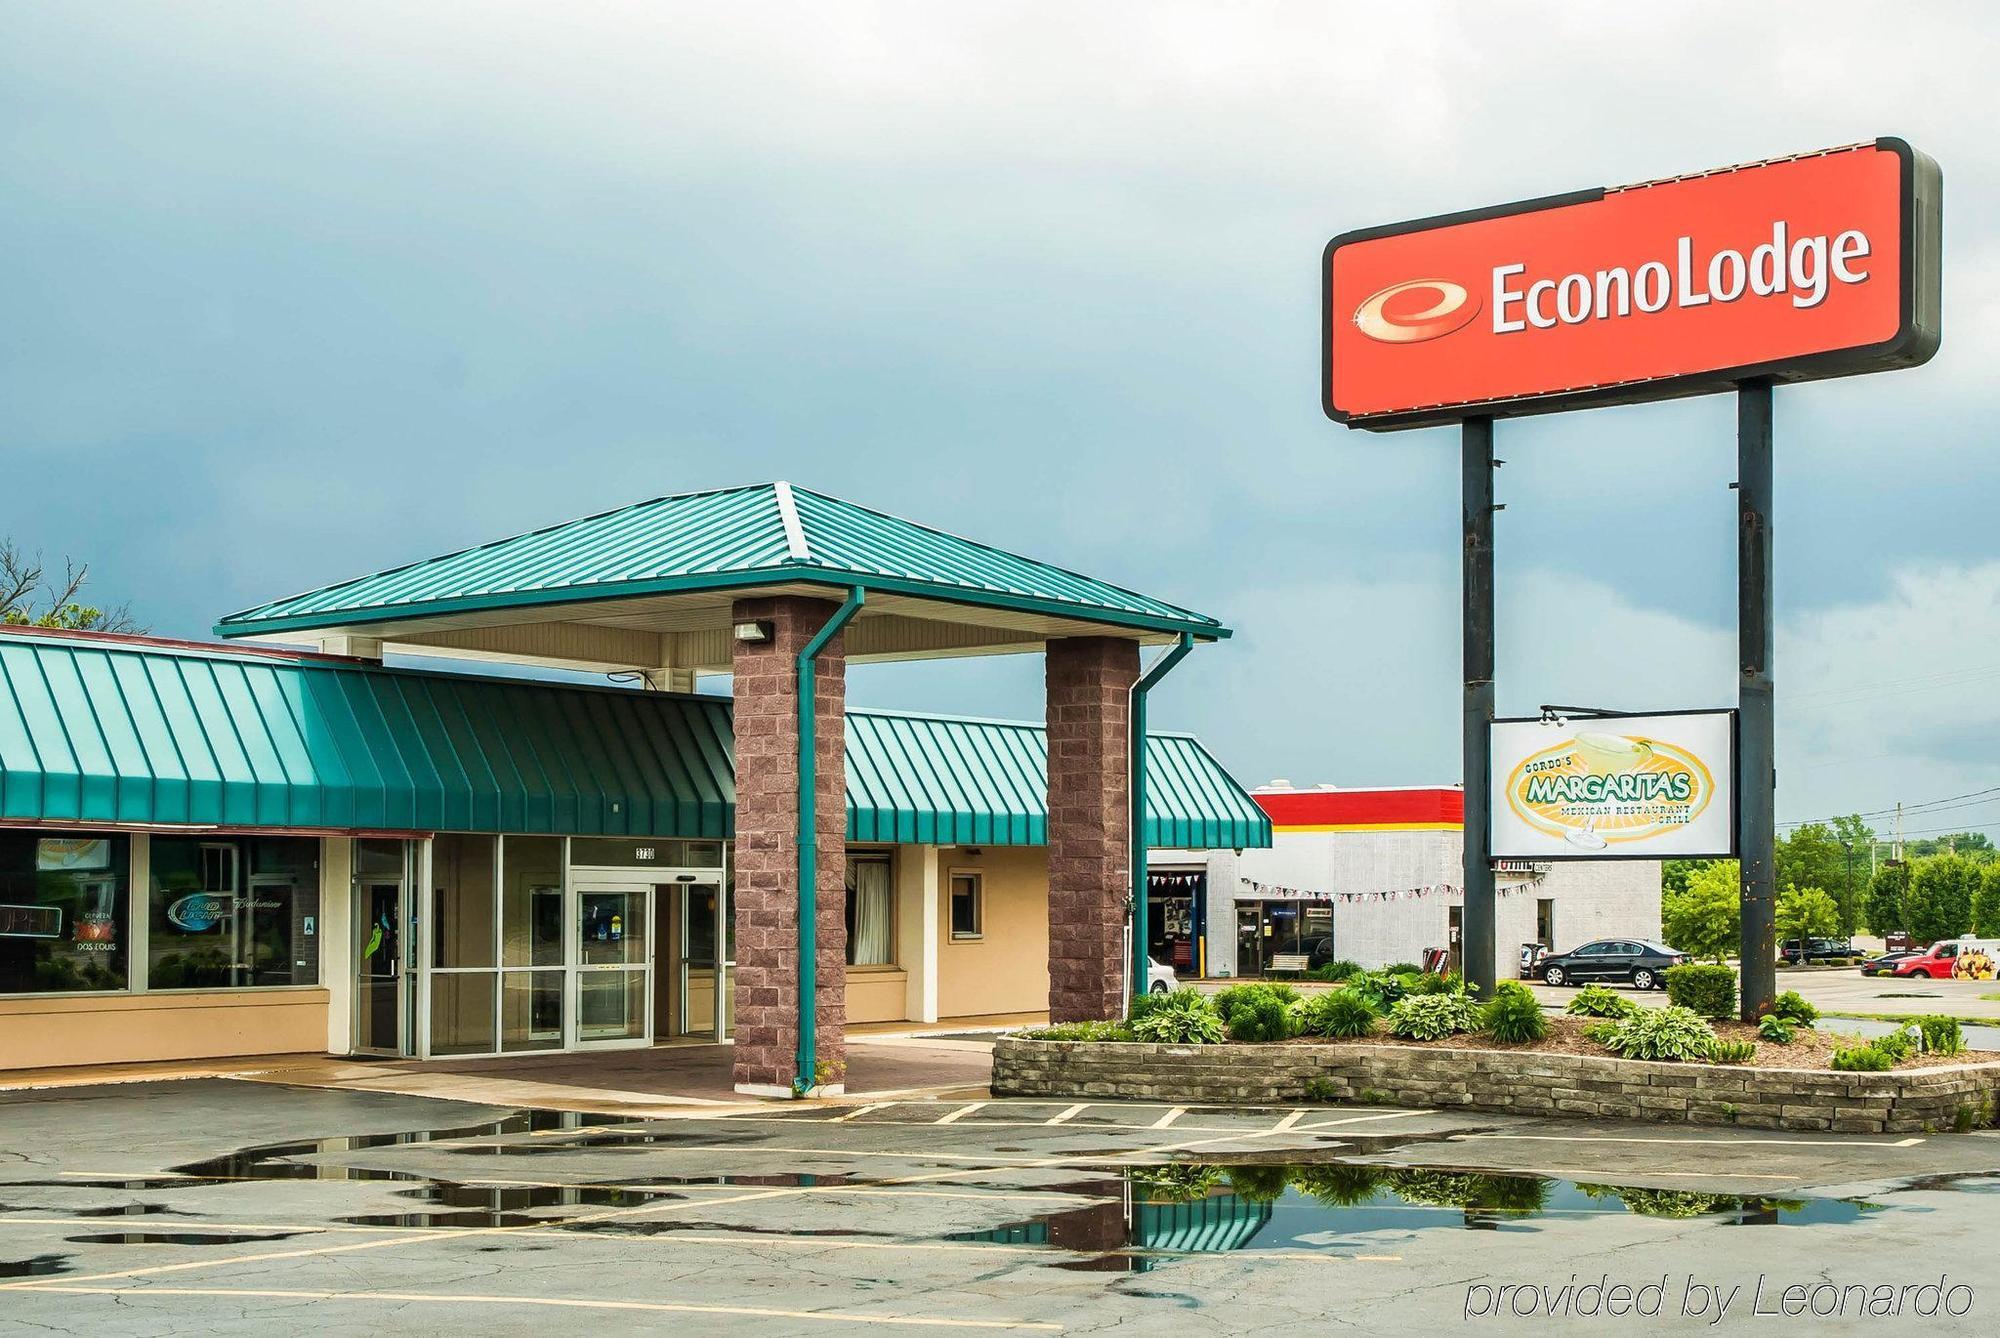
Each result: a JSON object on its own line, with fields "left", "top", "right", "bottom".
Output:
{"left": 9, "top": 1285, "right": 1063, "bottom": 1330}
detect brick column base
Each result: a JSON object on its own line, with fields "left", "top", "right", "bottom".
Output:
{"left": 730, "top": 595, "right": 849, "bottom": 1096}
{"left": 1045, "top": 636, "right": 1140, "bottom": 1023}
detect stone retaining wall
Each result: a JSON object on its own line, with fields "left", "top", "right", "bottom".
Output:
{"left": 992, "top": 1037, "right": 2000, "bottom": 1134}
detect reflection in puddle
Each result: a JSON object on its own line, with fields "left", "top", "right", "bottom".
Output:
{"left": 951, "top": 1165, "right": 1898, "bottom": 1273}
{"left": 74, "top": 1203, "right": 197, "bottom": 1218}
{"left": 64, "top": 1232, "right": 306, "bottom": 1246}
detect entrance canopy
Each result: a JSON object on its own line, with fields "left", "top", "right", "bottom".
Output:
{"left": 214, "top": 482, "right": 1227, "bottom": 671}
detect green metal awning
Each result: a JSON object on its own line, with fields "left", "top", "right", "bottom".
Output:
{"left": 845, "top": 709, "right": 1270, "bottom": 849}
{"left": 0, "top": 631, "right": 1269, "bottom": 849}
{"left": 213, "top": 483, "right": 1228, "bottom": 662}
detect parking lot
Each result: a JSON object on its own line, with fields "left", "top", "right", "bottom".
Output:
{"left": 4, "top": 1078, "right": 1999, "bottom": 1334}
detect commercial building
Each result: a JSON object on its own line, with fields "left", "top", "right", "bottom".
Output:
{"left": 1186, "top": 784, "right": 1660, "bottom": 981}
{"left": 0, "top": 483, "right": 1269, "bottom": 1085}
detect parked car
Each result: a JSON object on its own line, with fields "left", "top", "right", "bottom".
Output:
{"left": 1307, "top": 937, "right": 1336, "bottom": 970}
{"left": 1859, "top": 949, "right": 1922, "bottom": 977}
{"left": 1890, "top": 937, "right": 2000, "bottom": 981}
{"left": 1779, "top": 936, "right": 1854, "bottom": 965}
{"left": 1148, "top": 958, "right": 1179, "bottom": 994}
{"left": 1538, "top": 939, "right": 1690, "bottom": 990}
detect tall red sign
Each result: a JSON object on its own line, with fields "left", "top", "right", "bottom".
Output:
{"left": 1324, "top": 139, "right": 1941, "bottom": 429}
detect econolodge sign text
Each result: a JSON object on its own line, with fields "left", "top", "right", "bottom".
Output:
{"left": 1324, "top": 138, "right": 1941, "bottom": 429}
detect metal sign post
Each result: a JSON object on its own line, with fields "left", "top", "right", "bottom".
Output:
{"left": 1462, "top": 418, "right": 1497, "bottom": 999}
{"left": 1737, "top": 382, "right": 1777, "bottom": 1020}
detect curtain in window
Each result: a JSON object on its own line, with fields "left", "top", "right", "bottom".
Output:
{"left": 850, "top": 861, "right": 893, "bottom": 966}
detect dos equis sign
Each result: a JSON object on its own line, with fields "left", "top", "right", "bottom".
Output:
{"left": 1324, "top": 139, "right": 1941, "bottom": 429}
{"left": 1490, "top": 712, "right": 1736, "bottom": 860}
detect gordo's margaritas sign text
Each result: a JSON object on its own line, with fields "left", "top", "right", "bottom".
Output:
{"left": 1490, "top": 712, "right": 1735, "bottom": 860}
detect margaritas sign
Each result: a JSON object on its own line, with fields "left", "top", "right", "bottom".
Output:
{"left": 1490, "top": 711, "right": 1735, "bottom": 860}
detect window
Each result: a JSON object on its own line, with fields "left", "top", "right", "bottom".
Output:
{"left": 0, "top": 833, "right": 129, "bottom": 995}
{"left": 845, "top": 856, "right": 893, "bottom": 966}
{"left": 149, "top": 836, "right": 318, "bottom": 989}
{"left": 949, "top": 872, "right": 982, "bottom": 941}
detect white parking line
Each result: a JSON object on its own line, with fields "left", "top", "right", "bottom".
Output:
{"left": 1148, "top": 1107, "right": 1186, "bottom": 1130}
{"left": 933, "top": 1102, "right": 986, "bottom": 1125}
{"left": 833, "top": 1103, "right": 894, "bottom": 1123}
{"left": 1272, "top": 1110, "right": 1307, "bottom": 1132}
{"left": 1045, "top": 1103, "right": 1090, "bottom": 1125}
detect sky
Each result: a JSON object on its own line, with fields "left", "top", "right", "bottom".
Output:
{"left": 4, "top": 2, "right": 1998, "bottom": 844}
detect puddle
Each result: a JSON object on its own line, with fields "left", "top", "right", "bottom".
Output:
{"left": 74, "top": 1203, "right": 196, "bottom": 1218}
{"left": 950, "top": 1165, "right": 1902, "bottom": 1273}
{"left": 64, "top": 1231, "right": 306, "bottom": 1246}
{"left": 0, "top": 1255, "right": 73, "bottom": 1277}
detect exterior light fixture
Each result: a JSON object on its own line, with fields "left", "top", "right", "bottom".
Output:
{"left": 733, "top": 620, "right": 774, "bottom": 644}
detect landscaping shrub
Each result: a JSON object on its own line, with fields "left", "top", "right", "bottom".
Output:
{"left": 1386, "top": 990, "right": 1479, "bottom": 1041}
{"left": 1711, "top": 1040, "right": 1756, "bottom": 1064}
{"left": 1832, "top": 1042, "right": 1893, "bottom": 1072}
{"left": 1216, "top": 982, "right": 1302, "bottom": 1042}
{"left": 1127, "top": 988, "right": 1225, "bottom": 1045}
{"left": 1873, "top": 1025, "right": 1922, "bottom": 1063}
{"left": 1757, "top": 1014, "right": 1796, "bottom": 1045}
{"left": 1599, "top": 1005, "right": 1717, "bottom": 1062}
{"left": 1769, "top": 990, "right": 1819, "bottom": 1026}
{"left": 1027, "top": 1020, "right": 1132, "bottom": 1042}
{"left": 1581, "top": 1020, "right": 1621, "bottom": 1045}
{"left": 1481, "top": 981, "right": 1547, "bottom": 1044}
{"left": 1347, "top": 970, "right": 1415, "bottom": 1011}
{"left": 1918, "top": 1015, "right": 1965, "bottom": 1056}
{"left": 1566, "top": 985, "right": 1639, "bottom": 1019}
{"left": 1308, "top": 959, "right": 1361, "bottom": 984}
{"left": 1664, "top": 963, "right": 1738, "bottom": 1019}
{"left": 1412, "top": 970, "right": 1460, "bottom": 995}
{"left": 1383, "top": 961, "right": 1424, "bottom": 976}
{"left": 1300, "top": 989, "right": 1378, "bottom": 1039}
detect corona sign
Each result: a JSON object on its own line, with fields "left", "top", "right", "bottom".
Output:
{"left": 1490, "top": 711, "right": 1736, "bottom": 860}
{"left": 1324, "top": 139, "right": 1941, "bottom": 428}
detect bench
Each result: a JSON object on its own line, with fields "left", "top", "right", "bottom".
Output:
{"left": 1268, "top": 953, "right": 1311, "bottom": 976}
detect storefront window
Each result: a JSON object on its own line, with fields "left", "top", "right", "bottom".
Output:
{"left": 845, "top": 856, "right": 893, "bottom": 966}
{"left": 0, "top": 833, "right": 129, "bottom": 994}
{"left": 149, "top": 836, "right": 318, "bottom": 989}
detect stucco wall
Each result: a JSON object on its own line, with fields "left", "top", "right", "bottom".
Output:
{"left": 0, "top": 989, "right": 330, "bottom": 1071}
{"left": 936, "top": 846, "right": 1051, "bottom": 1019}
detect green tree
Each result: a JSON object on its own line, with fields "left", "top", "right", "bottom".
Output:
{"left": 1662, "top": 858, "right": 1728, "bottom": 900}
{"left": 1866, "top": 862, "right": 1910, "bottom": 937}
{"left": 1662, "top": 860, "right": 1740, "bottom": 962}
{"left": 1904, "top": 854, "right": 1980, "bottom": 943}
{"left": 0, "top": 541, "right": 141, "bottom": 633}
{"left": 1776, "top": 884, "right": 1841, "bottom": 942}
{"left": 1977, "top": 865, "right": 2000, "bottom": 937}
{"left": 1905, "top": 832, "right": 1995, "bottom": 862}
{"left": 1776, "top": 819, "right": 1869, "bottom": 937}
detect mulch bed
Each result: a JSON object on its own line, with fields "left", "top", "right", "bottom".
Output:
{"left": 1288, "top": 1014, "right": 1988, "bottom": 1071}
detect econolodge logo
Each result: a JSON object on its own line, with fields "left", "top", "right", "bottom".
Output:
{"left": 1351, "top": 278, "right": 1481, "bottom": 344}
{"left": 1504, "top": 730, "right": 1715, "bottom": 851}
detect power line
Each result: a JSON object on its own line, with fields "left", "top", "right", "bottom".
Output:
{"left": 1777, "top": 785, "right": 2000, "bottom": 830}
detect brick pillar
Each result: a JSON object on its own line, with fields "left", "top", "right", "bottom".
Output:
{"left": 1045, "top": 636, "right": 1140, "bottom": 1023}
{"left": 731, "top": 595, "right": 848, "bottom": 1096}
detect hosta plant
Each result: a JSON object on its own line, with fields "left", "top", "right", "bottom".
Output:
{"left": 1598, "top": 1005, "right": 1717, "bottom": 1062}
{"left": 1566, "top": 985, "right": 1639, "bottom": 1019}
{"left": 1386, "top": 990, "right": 1479, "bottom": 1041}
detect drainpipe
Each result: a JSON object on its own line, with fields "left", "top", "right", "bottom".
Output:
{"left": 796, "top": 586, "right": 865, "bottom": 1095}
{"left": 1130, "top": 632, "right": 1195, "bottom": 1012}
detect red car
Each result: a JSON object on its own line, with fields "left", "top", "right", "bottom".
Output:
{"left": 1892, "top": 938, "right": 1999, "bottom": 980}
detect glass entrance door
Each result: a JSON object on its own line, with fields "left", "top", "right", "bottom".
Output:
{"left": 676, "top": 882, "right": 723, "bottom": 1039}
{"left": 573, "top": 884, "right": 650, "bottom": 1045}
{"left": 356, "top": 868, "right": 406, "bottom": 1056}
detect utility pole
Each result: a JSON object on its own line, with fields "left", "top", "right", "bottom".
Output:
{"left": 1736, "top": 381, "right": 1776, "bottom": 1022}
{"left": 1894, "top": 802, "right": 1904, "bottom": 863}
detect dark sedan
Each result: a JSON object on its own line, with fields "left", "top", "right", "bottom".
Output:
{"left": 1860, "top": 949, "right": 1922, "bottom": 977}
{"left": 1539, "top": 939, "right": 1689, "bottom": 990}
{"left": 1780, "top": 936, "right": 1854, "bottom": 965}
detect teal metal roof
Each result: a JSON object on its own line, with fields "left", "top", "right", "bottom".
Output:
{"left": 845, "top": 710, "right": 1270, "bottom": 848}
{"left": 0, "top": 632, "right": 1268, "bottom": 849}
{"left": 214, "top": 482, "right": 1226, "bottom": 642}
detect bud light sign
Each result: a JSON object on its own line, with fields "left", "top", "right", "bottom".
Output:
{"left": 1324, "top": 139, "right": 1941, "bottom": 428}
